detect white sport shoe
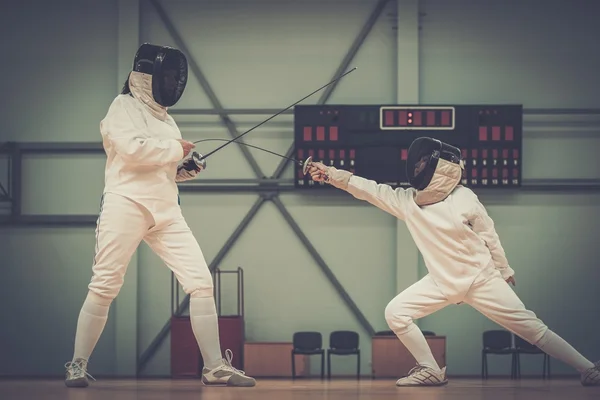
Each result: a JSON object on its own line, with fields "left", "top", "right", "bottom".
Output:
{"left": 396, "top": 364, "right": 448, "bottom": 387}
{"left": 581, "top": 361, "right": 600, "bottom": 386}
{"left": 201, "top": 349, "right": 256, "bottom": 387}
{"left": 64, "top": 358, "right": 95, "bottom": 388}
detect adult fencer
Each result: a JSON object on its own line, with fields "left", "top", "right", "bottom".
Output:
{"left": 306, "top": 137, "right": 599, "bottom": 387}
{"left": 64, "top": 43, "right": 255, "bottom": 388}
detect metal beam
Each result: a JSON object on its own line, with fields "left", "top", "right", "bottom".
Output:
{"left": 270, "top": 196, "right": 376, "bottom": 336}
{"left": 148, "top": 0, "right": 265, "bottom": 179}
{"left": 10, "top": 145, "right": 21, "bottom": 217}
{"left": 272, "top": 0, "right": 389, "bottom": 179}
{"left": 178, "top": 178, "right": 295, "bottom": 193}
{"left": 170, "top": 108, "right": 294, "bottom": 116}
{"left": 136, "top": 195, "right": 268, "bottom": 374}
{"left": 3, "top": 177, "right": 600, "bottom": 226}
{"left": 318, "top": 0, "right": 390, "bottom": 105}
{"left": 523, "top": 108, "right": 600, "bottom": 115}
{"left": 0, "top": 214, "right": 98, "bottom": 227}
{"left": 3, "top": 142, "right": 104, "bottom": 154}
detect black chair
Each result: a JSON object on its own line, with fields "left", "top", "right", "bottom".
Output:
{"left": 291, "top": 331, "right": 325, "bottom": 379}
{"left": 514, "top": 336, "right": 551, "bottom": 379}
{"left": 422, "top": 330, "right": 436, "bottom": 336}
{"left": 327, "top": 330, "right": 360, "bottom": 380}
{"left": 481, "top": 330, "right": 517, "bottom": 379}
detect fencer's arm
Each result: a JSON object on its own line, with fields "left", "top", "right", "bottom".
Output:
{"left": 101, "top": 99, "right": 184, "bottom": 166}
{"left": 466, "top": 195, "right": 515, "bottom": 279}
{"left": 325, "top": 167, "right": 409, "bottom": 220}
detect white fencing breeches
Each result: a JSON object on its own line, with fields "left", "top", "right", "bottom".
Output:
{"left": 88, "top": 192, "right": 213, "bottom": 300}
{"left": 385, "top": 269, "right": 548, "bottom": 346}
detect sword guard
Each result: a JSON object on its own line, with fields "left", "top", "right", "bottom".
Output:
{"left": 192, "top": 152, "right": 207, "bottom": 171}
{"left": 302, "top": 156, "right": 313, "bottom": 175}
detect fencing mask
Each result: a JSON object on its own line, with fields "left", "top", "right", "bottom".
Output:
{"left": 123, "top": 43, "right": 188, "bottom": 112}
{"left": 406, "top": 137, "right": 464, "bottom": 206}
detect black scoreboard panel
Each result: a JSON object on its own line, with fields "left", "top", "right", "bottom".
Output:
{"left": 294, "top": 105, "right": 523, "bottom": 189}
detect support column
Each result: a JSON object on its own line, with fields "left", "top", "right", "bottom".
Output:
{"left": 395, "top": 0, "right": 421, "bottom": 296}
{"left": 396, "top": 0, "right": 420, "bottom": 104}
{"left": 114, "top": 0, "right": 140, "bottom": 377}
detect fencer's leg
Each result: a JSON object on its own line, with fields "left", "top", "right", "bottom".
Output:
{"left": 464, "top": 270, "right": 600, "bottom": 385}
{"left": 384, "top": 275, "right": 450, "bottom": 386}
{"left": 66, "top": 193, "right": 152, "bottom": 388}
{"left": 189, "top": 290, "right": 224, "bottom": 369}
{"left": 65, "top": 291, "right": 112, "bottom": 387}
{"left": 143, "top": 215, "right": 255, "bottom": 387}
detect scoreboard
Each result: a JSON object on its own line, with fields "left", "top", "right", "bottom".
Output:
{"left": 293, "top": 105, "right": 523, "bottom": 189}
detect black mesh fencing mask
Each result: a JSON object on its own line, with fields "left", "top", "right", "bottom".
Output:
{"left": 132, "top": 43, "right": 188, "bottom": 107}
{"left": 407, "top": 137, "right": 462, "bottom": 190}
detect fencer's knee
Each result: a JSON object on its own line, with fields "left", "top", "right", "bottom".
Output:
{"left": 85, "top": 290, "right": 113, "bottom": 306}
{"left": 533, "top": 328, "right": 551, "bottom": 347}
{"left": 185, "top": 272, "right": 214, "bottom": 298}
{"left": 508, "top": 317, "right": 549, "bottom": 346}
{"left": 88, "top": 284, "right": 120, "bottom": 303}
{"left": 190, "top": 287, "right": 214, "bottom": 298}
{"left": 384, "top": 302, "right": 414, "bottom": 334}
{"left": 524, "top": 324, "right": 550, "bottom": 346}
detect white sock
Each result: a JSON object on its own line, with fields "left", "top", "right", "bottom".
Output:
{"left": 395, "top": 324, "right": 441, "bottom": 371}
{"left": 72, "top": 291, "right": 111, "bottom": 361}
{"left": 536, "top": 330, "right": 594, "bottom": 372}
{"left": 189, "top": 295, "right": 223, "bottom": 370}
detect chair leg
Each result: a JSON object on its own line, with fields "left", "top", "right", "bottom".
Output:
{"left": 321, "top": 353, "right": 325, "bottom": 380}
{"left": 482, "top": 352, "right": 487, "bottom": 379}
{"left": 544, "top": 354, "right": 550, "bottom": 380}
{"left": 542, "top": 354, "right": 546, "bottom": 380}
{"left": 357, "top": 352, "right": 360, "bottom": 380}
{"left": 291, "top": 352, "right": 296, "bottom": 380}
{"left": 510, "top": 353, "right": 515, "bottom": 380}
{"left": 327, "top": 352, "right": 331, "bottom": 380}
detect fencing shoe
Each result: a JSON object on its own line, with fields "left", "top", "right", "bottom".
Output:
{"left": 396, "top": 364, "right": 448, "bottom": 387}
{"left": 581, "top": 361, "right": 600, "bottom": 386}
{"left": 64, "top": 358, "right": 95, "bottom": 388}
{"left": 201, "top": 349, "right": 256, "bottom": 387}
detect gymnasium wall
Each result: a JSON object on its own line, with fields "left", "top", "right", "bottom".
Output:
{"left": 0, "top": 0, "right": 598, "bottom": 378}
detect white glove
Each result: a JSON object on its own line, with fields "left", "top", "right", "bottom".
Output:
{"left": 307, "top": 161, "right": 353, "bottom": 190}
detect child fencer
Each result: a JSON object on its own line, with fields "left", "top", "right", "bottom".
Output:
{"left": 64, "top": 43, "right": 255, "bottom": 388}
{"left": 306, "top": 136, "right": 599, "bottom": 386}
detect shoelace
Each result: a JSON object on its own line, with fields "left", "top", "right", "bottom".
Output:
{"left": 407, "top": 364, "right": 427, "bottom": 376}
{"left": 221, "top": 349, "right": 246, "bottom": 375}
{"left": 64, "top": 360, "right": 96, "bottom": 381}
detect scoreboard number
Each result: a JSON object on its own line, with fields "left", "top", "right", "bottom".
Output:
{"left": 379, "top": 106, "right": 456, "bottom": 130}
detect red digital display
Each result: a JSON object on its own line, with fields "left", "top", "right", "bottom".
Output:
{"left": 329, "top": 126, "right": 338, "bottom": 141}
{"left": 303, "top": 127, "right": 311, "bottom": 141}
{"left": 316, "top": 126, "right": 325, "bottom": 141}
{"left": 492, "top": 126, "right": 501, "bottom": 141}
{"left": 380, "top": 106, "right": 455, "bottom": 130}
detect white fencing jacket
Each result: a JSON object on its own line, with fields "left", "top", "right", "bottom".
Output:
{"left": 99, "top": 92, "right": 188, "bottom": 227}
{"left": 339, "top": 174, "right": 515, "bottom": 299}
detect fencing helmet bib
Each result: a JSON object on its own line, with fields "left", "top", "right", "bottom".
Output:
{"left": 406, "top": 137, "right": 464, "bottom": 206}
{"left": 130, "top": 43, "right": 188, "bottom": 108}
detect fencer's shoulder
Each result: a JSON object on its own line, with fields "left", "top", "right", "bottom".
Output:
{"left": 451, "top": 185, "right": 479, "bottom": 202}
{"left": 106, "top": 94, "right": 135, "bottom": 111}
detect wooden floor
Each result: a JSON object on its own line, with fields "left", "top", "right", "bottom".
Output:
{"left": 0, "top": 378, "right": 597, "bottom": 400}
